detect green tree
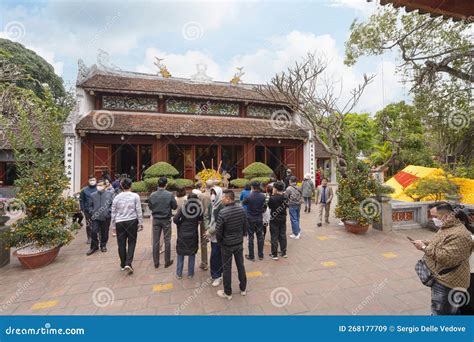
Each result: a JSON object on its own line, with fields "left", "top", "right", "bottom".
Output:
{"left": 341, "top": 113, "right": 377, "bottom": 155}
{"left": 405, "top": 177, "right": 459, "bottom": 202}
{"left": 0, "top": 38, "right": 66, "bottom": 99}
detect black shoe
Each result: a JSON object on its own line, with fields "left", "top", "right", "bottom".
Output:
{"left": 269, "top": 253, "right": 279, "bottom": 260}
{"left": 86, "top": 248, "right": 98, "bottom": 256}
{"left": 308, "top": 208, "right": 311, "bottom": 213}
{"left": 304, "top": 207, "right": 308, "bottom": 213}
{"left": 164, "top": 260, "right": 174, "bottom": 268}
{"left": 258, "top": 256, "right": 264, "bottom": 261}
{"left": 101, "top": 247, "right": 107, "bottom": 253}
{"left": 124, "top": 265, "right": 134, "bottom": 274}
{"left": 317, "top": 223, "right": 322, "bottom": 227}
{"left": 245, "top": 255, "right": 255, "bottom": 262}
{"left": 154, "top": 264, "right": 160, "bottom": 269}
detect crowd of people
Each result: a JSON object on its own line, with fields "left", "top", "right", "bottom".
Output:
{"left": 77, "top": 168, "right": 336, "bottom": 300}
{"left": 77, "top": 169, "right": 473, "bottom": 314}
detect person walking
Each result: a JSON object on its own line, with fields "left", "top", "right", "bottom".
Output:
{"left": 173, "top": 193, "right": 203, "bottom": 279}
{"left": 204, "top": 186, "right": 224, "bottom": 287}
{"left": 412, "top": 202, "right": 473, "bottom": 315}
{"left": 79, "top": 175, "right": 97, "bottom": 244}
{"left": 216, "top": 189, "right": 248, "bottom": 300}
{"left": 197, "top": 180, "right": 213, "bottom": 271}
{"left": 148, "top": 177, "right": 177, "bottom": 269}
{"left": 316, "top": 177, "right": 333, "bottom": 227}
{"left": 268, "top": 181, "right": 288, "bottom": 260}
{"left": 111, "top": 178, "right": 143, "bottom": 274}
{"left": 86, "top": 179, "right": 113, "bottom": 255}
{"left": 286, "top": 176, "right": 302, "bottom": 239}
{"left": 242, "top": 181, "right": 266, "bottom": 261}
{"left": 301, "top": 173, "right": 315, "bottom": 213}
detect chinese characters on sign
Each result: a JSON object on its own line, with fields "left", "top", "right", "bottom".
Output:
{"left": 65, "top": 136, "right": 75, "bottom": 190}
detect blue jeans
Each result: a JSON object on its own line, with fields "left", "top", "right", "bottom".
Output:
{"left": 289, "top": 206, "right": 300, "bottom": 235}
{"left": 176, "top": 254, "right": 196, "bottom": 277}
{"left": 210, "top": 242, "right": 222, "bottom": 279}
{"left": 431, "top": 280, "right": 459, "bottom": 315}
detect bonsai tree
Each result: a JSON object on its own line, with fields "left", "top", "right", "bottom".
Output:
{"left": 405, "top": 176, "right": 459, "bottom": 202}
{"left": 143, "top": 161, "right": 179, "bottom": 179}
{"left": 0, "top": 87, "right": 79, "bottom": 250}
{"left": 335, "top": 159, "right": 392, "bottom": 226}
{"left": 243, "top": 162, "right": 273, "bottom": 179}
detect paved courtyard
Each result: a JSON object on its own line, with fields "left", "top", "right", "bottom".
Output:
{"left": 0, "top": 208, "right": 434, "bottom": 315}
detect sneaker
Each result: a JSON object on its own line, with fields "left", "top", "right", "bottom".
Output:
{"left": 245, "top": 255, "right": 255, "bottom": 262}
{"left": 124, "top": 265, "right": 134, "bottom": 274}
{"left": 199, "top": 263, "right": 208, "bottom": 271}
{"left": 86, "top": 248, "right": 98, "bottom": 256}
{"left": 280, "top": 253, "right": 288, "bottom": 258}
{"left": 187, "top": 274, "right": 194, "bottom": 279}
{"left": 269, "top": 254, "right": 279, "bottom": 260}
{"left": 101, "top": 247, "right": 107, "bottom": 253}
{"left": 240, "top": 290, "right": 247, "bottom": 296}
{"left": 295, "top": 234, "right": 301, "bottom": 240}
{"left": 164, "top": 260, "right": 174, "bottom": 268}
{"left": 120, "top": 267, "right": 125, "bottom": 271}
{"left": 258, "top": 256, "right": 264, "bottom": 261}
{"left": 211, "top": 277, "right": 222, "bottom": 287}
{"left": 317, "top": 223, "right": 322, "bottom": 227}
{"left": 176, "top": 274, "right": 183, "bottom": 280}
{"left": 289, "top": 234, "right": 296, "bottom": 239}
{"left": 217, "top": 290, "right": 232, "bottom": 300}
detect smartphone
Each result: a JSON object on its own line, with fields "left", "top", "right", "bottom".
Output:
{"left": 406, "top": 236, "right": 414, "bottom": 242}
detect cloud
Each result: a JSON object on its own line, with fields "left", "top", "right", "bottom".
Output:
{"left": 329, "top": 0, "right": 378, "bottom": 15}
{"left": 135, "top": 30, "right": 407, "bottom": 113}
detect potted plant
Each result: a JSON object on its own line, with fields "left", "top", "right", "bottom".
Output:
{"left": 335, "top": 160, "right": 392, "bottom": 234}
{"left": 0, "top": 87, "right": 79, "bottom": 268}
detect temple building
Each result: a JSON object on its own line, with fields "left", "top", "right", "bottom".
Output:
{"left": 63, "top": 56, "right": 334, "bottom": 192}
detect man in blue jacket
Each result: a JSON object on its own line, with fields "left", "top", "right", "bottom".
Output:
{"left": 79, "top": 175, "right": 97, "bottom": 244}
{"left": 242, "top": 181, "right": 266, "bottom": 261}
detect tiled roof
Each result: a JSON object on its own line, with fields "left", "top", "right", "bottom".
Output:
{"left": 76, "top": 111, "right": 308, "bottom": 140}
{"left": 78, "top": 70, "right": 288, "bottom": 105}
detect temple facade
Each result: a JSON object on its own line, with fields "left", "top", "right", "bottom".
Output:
{"left": 64, "top": 58, "right": 334, "bottom": 193}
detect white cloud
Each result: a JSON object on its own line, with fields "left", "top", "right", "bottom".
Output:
{"left": 135, "top": 30, "right": 407, "bottom": 114}
{"left": 329, "top": 0, "right": 378, "bottom": 15}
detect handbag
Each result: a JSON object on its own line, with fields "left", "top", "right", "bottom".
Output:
{"left": 415, "top": 257, "right": 462, "bottom": 287}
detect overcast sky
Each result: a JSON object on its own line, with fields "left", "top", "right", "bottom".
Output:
{"left": 0, "top": 0, "right": 409, "bottom": 114}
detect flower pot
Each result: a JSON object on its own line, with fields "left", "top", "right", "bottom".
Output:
{"left": 13, "top": 245, "right": 61, "bottom": 269}
{"left": 344, "top": 221, "right": 370, "bottom": 235}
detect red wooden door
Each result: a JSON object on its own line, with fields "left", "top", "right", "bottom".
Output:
{"left": 183, "top": 145, "right": 194, "bottom": 180}
{"left": 284, "top": 147, "right": 297, "bottom": 173}
{"left": 93, "top": 144, "right": 111, "bottom": 179}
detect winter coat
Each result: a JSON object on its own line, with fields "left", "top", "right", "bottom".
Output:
{"left": 173, "top": 201, "right": 203, "bottom": 256}
{"left": 301, "top": 179, "right": 315, "bottom": 197}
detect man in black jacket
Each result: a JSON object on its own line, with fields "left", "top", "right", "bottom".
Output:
{"left": 268, "top": 181, "right": 288, "bottom": 260}
{"left": 215, "top": 189, "right": 248, "bottom": 300}
{"left": 242, "top": 181, "right": 266, "bottom": 261}
{"left": 86, "top": 179, "right": 113, "bottom": 255}
{"left": 148, "top": 177, "right": 177, "bottom": 268}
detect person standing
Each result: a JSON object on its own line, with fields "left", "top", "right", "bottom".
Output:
{"left": 268, "top": 181, "right": 288, "bottom": 260}
{"left": 283, "top": 169, "right": 292, "bottom": 188}
{"left": 111, "top": 178, "right": 143, "bottom": 274}
{"left": 412, "top": 202, "right": 472, "bottom": 315}
{"left": 286, "top": 176, "right": 302, "bottom": 239}
{"left": 148, "top": 177, "right": 177, "bottom": 268}
{"left": 242, "top": 181, "right": 266, "bottom": 261}
{"left": 301, "top": 173, "right": 315, "bottom": 213}
{"left": 204, "top": 186, "right": 224, "bottom": 287}
{"left": 197, "top": 180, "right": 213, "bottom": 271}
{"left": 216, "top": 189, "right": 248, "bottom": 300}
{"left": 316, "top": 178, "right": 333, "bottom": 227}
{"left": 79, "top": 175, "right": 97, "bottom": 244}
{"left": 239, "top": 183, "right": 251, "bottom": 212}
{"left": 173, "top": 193, "right": 203, "bottom": 279}
{"left": 315, "top": 168, "right": 322, "bottom": 187}
{"left": 86, "top": 179, "right": 113, "bottom": 255}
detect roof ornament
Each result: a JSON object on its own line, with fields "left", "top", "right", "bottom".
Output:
{"left": 230, "top": 67, "right": 245, "bottom": 85}
{"left": 97, "top": 49, "right": 121, "bottom": 71}
{"left": 154, "top": 57, "right": 171, "bottom": 78}
{"left": 190, "top": 63, "right": 212, "bottom": 83}
{"left": 77, "top": 59, "right": 90, "bottom": 83}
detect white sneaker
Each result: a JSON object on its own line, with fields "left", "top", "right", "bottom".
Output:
{"left": 241, "top": 290, "right": 247, "bottom": 296}
{"left": 295, "top": 234, "right": 301, "bottom": 240}
{"left": 217, "top": 290, "right": 232, "bottom": 300}
{"left": 289, "top": 234, "right": 296, "bottom": 239}
{"left": 212, "top": 277, "right": 222, "bottom": 287}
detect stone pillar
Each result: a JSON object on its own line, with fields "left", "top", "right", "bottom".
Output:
{"left": 330, "top": 158, "right": 337, "bottom": 184}
{"left": 373, "top": 195, "right": 392, "bottom": 232}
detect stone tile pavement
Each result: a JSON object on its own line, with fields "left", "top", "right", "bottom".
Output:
{"left": 0, "top": 208, "right": 435, "bottom": 315}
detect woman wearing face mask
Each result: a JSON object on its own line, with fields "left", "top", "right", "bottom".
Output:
{"left": 412, "top": 202, "right": 473, "bottom": 315}
{"left": 204, "top": 186, "right": 224, "bottom": 287}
